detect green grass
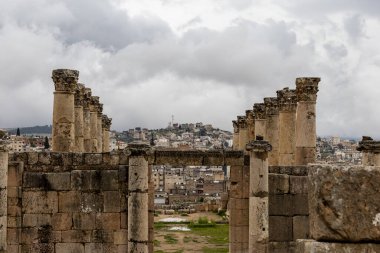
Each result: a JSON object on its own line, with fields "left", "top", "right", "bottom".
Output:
{"left": 202, "top": 247, "right": 229, "bottom": 253}
{"left": 154, "top": 239, "right": 161, "bottom": 247}
{"left": 164, "top": 234, "right": 178, "bottom": 244}
{"left": 190, "top": 224, "right": 229, "bottom": 244}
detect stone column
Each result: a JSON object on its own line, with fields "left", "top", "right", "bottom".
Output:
{"left": 253, "top": 103, "right": 267, "bottom": 140}
{"left": 237, "top": 116, "right": 249, "bottom": 151}
{"left": 246, "top": 137, "right": 271, "bottom": 253}
{"left": 97, "top": 103, "right": 103, "bottom": 152}
{"left": 0, "top": 144, "right": 8, "bottom": 252}
{"left": 277, "top": 88, "right": 297, "bottom": 166}
{"left": 127, "top": 143, "right": 151, "bottom": 253}
{"left": 89, "top": 96, "right": 99, "bottom": 152}
{"left": 264, "top": 97, "right": 279, "bottom": 166}
{"left": 357, "top": 136, "right": 380, "bottom": 166}
{"left": 102, "top": 115, "right": 112, "bottom": 152}
{"left": 51, "top": 69, "right": 79, "bottom": 152}
{"left": 295, "top": 77, "right": 320, "bottom": 165}
{"left": 74, "top": 83, "right": 85, "bottom": 152}
{"left": 83, "top": 88, "right": 92, "bottom": 152}
{"left": 246, "top": 110, "right": 255, "bottom": 143}
{"left": 148, "top": 165, "right": 155, "bottom": 253}
{"left": 232, "top": 120, "right": 240, "bottom": 151}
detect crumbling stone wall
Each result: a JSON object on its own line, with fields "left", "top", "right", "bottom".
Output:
{"left": 268, "top": 166, "right": 309, "bottom": 253}
{"left": 6, "top": 151, "right": 129, "bottom": 253}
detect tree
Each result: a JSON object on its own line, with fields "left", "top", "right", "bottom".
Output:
{"left": 16, "top": 128, "right": 20, "bottom": 136}
{"left": 44, "top": 136, "right": 50, "bottom": 150}
{"left": 0, "top": 130, "right": 6, "bottom": 139}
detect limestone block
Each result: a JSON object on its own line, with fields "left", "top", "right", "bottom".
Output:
{"left": 56, "top": 243, "right": 84, "bottom": 253}
{"left": 7, "top": 216, "right": 21, "bottom": 228}
{"left": 269, "top": 173, "right": 289, "bottom": 194}
{"left": 7, "top": 162, "right": 23, "bottom": 187}
{"left": 293, "top": 216, "right": 309, "bottom": 240}
{"left": 22, "top": 227, "right": 61, "bottom": 244}
{"left": 95, "top": 213, "right": 120, "bottom": 230}
{"left": 128, "top": 242, "right": 148, "bottom": 253}
{"left": 7, "top": 187, "right": 21, "bottom": 198}
{"left": 129, "top": 159, "right": 148, "bottom": 192}
{"left": 230, "top": 165, "right": 243, "bottom": 182}
{"left": 103, "top": 191, "right": 121, "bottom": 212}
{"left": 27, "top": 152, "right": 38, "bottom": 165}
{"left": 58, "top": 191, "right": 81, "bottom": 212}
{"left": 289, "top": 176, "right": 308, "bottom": 194}
{"left": 22, "top": 191, "right": 58, "bottom": 214}
{"left": 293, "top": 194, "right": 308, "bottom": 215}
{"left": 128, "top": 193, "right": 148, "bottom": 241}
{"left": 102, "top": 152, "right": 120, "bottom": 166}
{"left": 249, "top": 197, "right": 268, "bottom": 243}
{"left": 295, "top": 147, "right": 316, "bottom": 166}
{"left": 118, "top": 245, "right": 128, "bottom": 253}
{"left": 295, "top": 240, "right": 380, "bottom": 253}
{"left": 100, "top": 170, "right": 119, "bottom": 190}
{"left": 73, "top": 213, "right": 95, "bottom": 230}
{"left": 52, "top": 213, "right": 72, "bottom": 230}
{"left": 309, "top": 165, "right": 380, "bottom": 241}
{"left": 121, "top": 212, "right": 128, "bottom": 229}
{"left": 21, "top": 243, "right": 54, "bottom": 253}
{"left": 51, "top": 152, "right": 73, "bottom": 166}
{"left": 38, "top": 152, "right": 51, "bottom": 165}
{"left": 84, "top": 243, "right": 103, "bottom": 253}
{"left": 61, "top": 230, "right": 91, "bottom": 243}
{"left": 269, "top": 242, "right": 296, "bottom": 253}
{"left": 269, "top": 216, "right": 293, "bottom": 242}
{"left": 80, "top": 193, "right": 103, "bottom": 213}
{"left": 7, "top": 228, "right": 21, "bottom": 244}
{"left": 91, "top": 230, "right": 114, "bottom": 243}
{"left": 84, "top": 153, "right": 102, "bottom": 165}
{"left": 269, "top": 194, "right": 293, "bottom": 216}
{"left": 23, "top": 172, "right": 71, "bottom": 190}
{"left": 71, "top": 170, "right": 101, "bottom": 191}
{"left": 73, "top": 153, "right": 84, "bottom": 165}
{"left": 114, "top": 230, "right": 128, "bottom": 244}
{"left": 23, "top": 214, "right": 52, "bottom": 227}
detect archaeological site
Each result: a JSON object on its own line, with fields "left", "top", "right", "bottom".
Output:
{"left": 1, "top": 69, "right": 380, "bottom": 253}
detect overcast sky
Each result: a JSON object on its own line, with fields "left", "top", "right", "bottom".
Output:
{"left": 0, "top": 0, "right": 380, "bottom": 138}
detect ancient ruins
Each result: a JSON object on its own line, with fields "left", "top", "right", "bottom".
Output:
{"left": 1, "top": 69, "right": 380, "bottom": 253}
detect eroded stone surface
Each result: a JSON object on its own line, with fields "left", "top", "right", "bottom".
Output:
{"left": 296, "top": 239, "right": 380, "bottom": 253}
{"left": 309, "top": 165, "right": 380, "bottom": 241}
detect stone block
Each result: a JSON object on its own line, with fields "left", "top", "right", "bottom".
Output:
{"left": 52, "top": 213, "right": 72, "bottom": 230}
{"left": 95, "top": 213, "right": 120, "bottom": 230}
{"left": 72, "top": 153, "right": 84, "bottom": 165}
{"left": 8, "top": 197, "right": 20, "bottom": 207}
{"left": 103, "top": 191, "right": 121, "bottom": 212}
{"left": 58, "top": 191, "right": 80, "bottom": 213}
{"left": 269, "top": 216, "right": 293, "bottom": 242}
{"left": 61, "top": 230, "right": 91, "bottom": 243}
{"left": 103, "top": 152, "right": 120, "bottom": 166}
{"left": 72, "top": 213, "right": 95, "bottom": 230}
{"left": 22, "top": 226, "right": 60, "bottom": 244}
{"left": 293, "top": 216, "right": 309, "bottom": 240}
{"left": 295, "top": 239, "right": 380, "bottom": 253}
{"left": 91, "top": 230, "right": 114, "bottom": 243}
{"left": 7, "top": 228, "right": 21, "bottom": 244}
{"left": 292, "top": 194, "right": 308, "bottom": 215}
{"left": 38, "top": 152, "right": 51, "bottom": 165}
{"left": 56, "top": 243, "right": 84, "bottom": 253}
{"left": 269, "top": 194, "right": 293, "bottom": 216}
{"left": 7, "top": 206, "right": 21, "bottom": 217}
{"left": 23, "top": 214, "right": 51, "bottom": 227}
{"left": 22, "top": 191, "right": 58, "bottom": 214}
{"left": 7, "top": 187, "right": 21, "bottom": 198}
{"left": 7, "top": 216, "right": 22, "bottom": 228}
{"left": 23, "top": 172, "right": 71, "bottom": 190}
{"left": 8, "top": 162, "right": 23, "bottom": 187}
{"left": 71, "top": 170, "right": 101, "bottom": 191}
{"left": 121, "top": 212, "right": 128, "bottom": 229}
{"left": 309, "top": 165, "right": 380, "bottom": 241}
{"left": 80, "top": 193, "right": 103, "bottom": 213}
{"left": 269, "top": 173, "right": 290, "bottom": 194}
{"left": 84, "top": 153, "right": 102, "bottom": 165}
{"left": 21, "top": 243, "right": 54, "bottom": 253}
{"left": 114, "top": 229, "right": 128, "bottom": 244}
{"left": 27, "top": 152, "right": 38, "bottom": 165}
{"left": 84, "top": 243, "right": 103, "bottom": 253}
{"left": 269, "top": 242, "right": 296, "bottom": 253}
{"left": 289, "top": 176, "right": 308, "bottom": 194}
{"left": 101, "top": 170, "right": 119, "bottom": 190}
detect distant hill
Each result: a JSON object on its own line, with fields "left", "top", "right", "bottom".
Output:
{"left": 8, "top": 125, "right": 52, "bottom": 135}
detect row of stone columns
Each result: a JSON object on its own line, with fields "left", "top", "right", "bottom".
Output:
{"left": 233, "top": 77, "right": 320, "bottom": 166}
{"left": 51, "top": 69, "right": 112, "bottom": 153}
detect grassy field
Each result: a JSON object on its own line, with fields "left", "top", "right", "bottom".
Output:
{"left": 153, "top": 215, "right": 229, "bottom": 253}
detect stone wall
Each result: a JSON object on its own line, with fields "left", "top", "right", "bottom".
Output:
{"left": 268, "top": 166, "right": 309, "bottom": 253}
{"left": 6, "top": 151, "right": 129, "bottom": 253}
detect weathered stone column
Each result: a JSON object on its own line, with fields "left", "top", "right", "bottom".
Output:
{"left": 253, "top": 103, "right": 267, "bottom": 140}
{"left": 237, "top": 116, "right": 249, "bottom": 151}
{"left": 83, "top": 88, "right": 92, "bottom": 152}
{"left": 102, "top": 115, "right": 112, "bottom": 152}
{"left": 0, "top": 144, "right": 8, "bottom": 252}
{"left": 357, "top": 136, "right": 380, "bottom": 166}
{"left": 97, "top": 103, "right": 103, "bottom": 152}
{"left": 148, "top": 164, "right": 155, "bottom": 253}
{"left": 246, "top": 137, "right": 271, "bottom": 253}
{"left": 277, "top": 88, "right": 297, "bottom": 165}
{"left": 264, "top": 97, "right": 279, "bottom": 166}
{"left": 127, "top": 142, "right": 151, "bottom": 253}
{"left": 232, "top": 120, "right": 240, "bottom": 151}
{"left": 246, "top": 110, "right": 255, "bottom": 143}
{"left": 89, "top": 96, "right": 99, "bottom": 152}
{"left": 74, "top": 83, "right": 85, "bottom": 152}
{"left": 295, "top": 77, "right": 320, "bottom": 165}
{"left": 51, "top": 69, "right": 79, "bottom": 152}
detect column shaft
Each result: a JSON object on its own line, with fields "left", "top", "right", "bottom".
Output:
{"left": 0, "top": 145, "right": 8, "bottom": 251}
{"left": 128, "top": 144, "right": 150, "bottom": 253}
{"left": 148, "top": 165, "right": 155, "bottom": 253}
{"left": 237, "top": 116, "right": 248, "bottom": 151}
{"left": 97, "top": 116, "right": 103, "bottom": 152}
{"left": 264, "top": 97, "right": 279, "bottom": 166}
{"left": 253, "top": 103, "right": 267, "bottom": 140}
{"left": 295, "top": 77, "right": 320, "bottom": 165}
{"left": 89, "top": 96, "right": 99, "bottom": 152}
{"left": 232, "top": 121, "right": 240, "bottom": 151}
{"left": 74, "top": 83, "right": 85, "bottom": 152}
{"left": 246, "top": 110, "right": 255, "bottom": 142}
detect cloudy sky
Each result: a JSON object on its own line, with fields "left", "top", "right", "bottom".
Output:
{"left": 0, "top": 0, "right": 380, "bottom": 138}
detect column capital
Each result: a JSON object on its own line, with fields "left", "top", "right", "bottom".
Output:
{"left": 357, "top": 136, "right": 380, "bottom": 153}
{"left": 232, "top": 120, "right": 239, "bottom": 133}
{"left": 75, "top": 83, "right": 85, "bottom": 107}
{"left": 89, "top": 96, "right": 99, "bottom": 111}
{"left": 102, "top": 115, "right": 112, "bottom": 130}
{"left": 246, "top": 139, "right": 272, "bottom": 152}
{"left": 245, "top": 110, "right": 255, "bottom": 125}
{"left": 97, "top": 103, "right": 103, "bottom": 116}
{"left": 296, "top": 77, "right": 320, "bottom": 102}
{"left": 237, "top": 116, "right": 247, "bottom": 129}
{"left": 126, "top": 142, "right": 153, "bottom": 156}
{"left": 277, "top": 87, "right": 297, "bottom": 112}
{"left": 52, "top": 69, "right": 79, "bottom": 93}
{"left": 264, "top": 97, "right": 278, "bottom": 116}
{"left": 83, "top": 88, "right": 92, "bottom": 109}
{"left": 253, "top": 103, "right": 266, "bottom": 119}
